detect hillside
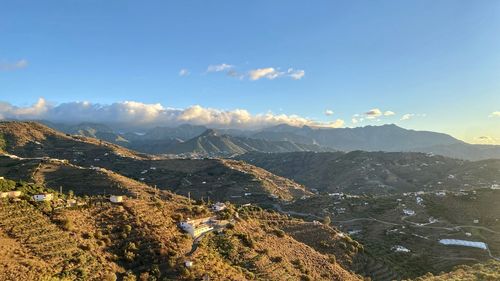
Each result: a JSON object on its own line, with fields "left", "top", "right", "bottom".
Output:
{"left": 237, "top": 151, "right": 500, "bottom": 194}
{"left": 0, "top": 121, "right": 147, "bottom": 161}
{"left": 0, "top": 121, "right": 310, "bottom": 205}
{"left": 281, "top": 188, "right": 500, "bottom": 280}
{"left": 0, "top": 171, "right": 362, "bottom": 280}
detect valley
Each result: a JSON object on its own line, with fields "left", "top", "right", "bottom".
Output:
{"left": 0, "top": 121, "right": 499, "bottom": 280}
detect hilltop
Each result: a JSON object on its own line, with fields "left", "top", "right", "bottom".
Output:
{"left": 0, "top": 121, "right": 146, "bottom": 161}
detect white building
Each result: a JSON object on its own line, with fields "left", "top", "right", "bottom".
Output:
{"left": 435, "top": 191, "right": 446, "bottom": 197}
{"left": 491, "top": 184, "right": 500, "bottom": 190}
{"left": 403, "top": 209, "right": 415, "bottom": 216}
{"left": 33, "top": 193, "right": 54, "bottom": 202}
{"left": 179, "top": 217, "right": 214, "bottom": 237}
{"left": 0, "top": 192, "right": 9, "bottom": 198}
{"left": 392, "top": 245, "right": 411, "bottom": 253}
{"left": 416, "top": 197, "right": 424, "bottom": 205}
{"left": 110, "top": 195, "right": 124, "bottom": 203}
{"left": 211, "top": 202, "right": 226, "bottom": 212}
{"left": 66, "top": 199, "right": 77, "bottom": 207}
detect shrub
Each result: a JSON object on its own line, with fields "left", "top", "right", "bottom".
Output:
{"left": 122, "top": 271, "right": 137, "bottom": 281}
{"left": 323, "top": 216, "right": 331, "bottom": 226}
{"left": 61, "top": 218, "right": 74, "bottom": 231}
{"left": 270, "top": 256, "right": 283, "bottom": 263}
{"left": 126, "top": 242, "right": 138, "bottom": 251}
{"left": 123, "top": 224, "right": 132, "bottom": 233}
{"left": 235, "top": 233, "right": 254, "bottom": 248}
{"left": 272, "top": 229, "right": 285, "bottom": 238}
{"left": 328, "top": 254, "right": 336, "bottom": 264}
{"left": 103, "top": 272, "right": 117, "bottom": 281}
{"left": 124, "top": 251, "right": 135, "bottom": 262}
{"left": 300, "top": 274, "right": 313, "bottom": 281}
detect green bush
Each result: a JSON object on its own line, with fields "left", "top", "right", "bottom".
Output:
{"left": 272, "top": 229, "right": 285, "bottom": 238}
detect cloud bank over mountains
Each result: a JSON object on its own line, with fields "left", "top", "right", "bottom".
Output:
{"left": 0, "top": 98, "right": 344, "bottom": 130}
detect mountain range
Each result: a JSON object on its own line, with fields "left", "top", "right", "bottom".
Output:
{"left": 42, "top": 121, "right": 500, "bottom": 160}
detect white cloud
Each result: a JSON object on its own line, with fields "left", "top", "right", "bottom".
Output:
{"left": 0, "top": 98, "right": 345, "bottom": 130}
{"left": 489, "top": 111, "right": 500, "bottom": 117}
{"left": 248, "top": 67, "right": 305, "bottom": 81}
{"left": 365, "top": 108, "right": 382, "bottom": 119}
{"left": 205, "top": 64, "right": 304, "bottom": 81}
{"left": 207, "top": 63, "right": 233, "bottom": 72}
{"left": 384, "top": 111, "right": 395, "bottom": 116}
{"left": 287, "top": 68, "right": 305, "bottom": 80}
{"left": 324, "top": 109, "right": 334, "bottom": 116}
{"left": 400, "top": 113, "right": 426, "bottom": 121}
{"left": 0, "top": 98, "right": 49, "bottom": 120}
{"left": 179, "top": 69, "right": 189, "bottom": 76}
{"left": 400, "top": 113, "right": 414, "bottom": 121}
{"left": 0, "top": 59, "right": 28, "bottom": 71}
{"left": 248, "top": 68, "right": 283, "bottom": 80}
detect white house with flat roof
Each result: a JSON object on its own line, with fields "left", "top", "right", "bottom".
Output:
{"left": 211, "top": 202, "right": 226, "bottom": 212}
{"left": 33, "top": 193, "right": 54, "bottom": 202}
{"left": 110, "top": 195, "right": 124, "bottom": 203}
{"left": 179, "top": 217, "right": 214, "bottom": 237}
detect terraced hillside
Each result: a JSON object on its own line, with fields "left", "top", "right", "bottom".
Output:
{"left": 0, "top": 130, "right": 361, "bottom": 281}
{"left": 237, "top": 151, "right": 500, "bottom": 194}
{"left": 0, "top": 200, "right": 118, "bottom": 280}
{"left": 281, "top": 223, "right": 400, "bottom": 281}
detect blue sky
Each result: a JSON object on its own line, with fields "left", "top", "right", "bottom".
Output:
{"left": 1, "top": 1, "right": 499, "bottom": 143}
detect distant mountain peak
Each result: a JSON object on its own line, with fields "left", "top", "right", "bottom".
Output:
{"left": 200, "top": 128, "right": 218, "bottom": 137}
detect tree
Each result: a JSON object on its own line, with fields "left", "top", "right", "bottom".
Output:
{"left": 103, "top": 272, "right": 117, "bottom": 281}
{"left": 323, "top": 215, "right": 331, "bottom": 226}
{"left": 123, "top": 271, "right": 137, "bottom": 281}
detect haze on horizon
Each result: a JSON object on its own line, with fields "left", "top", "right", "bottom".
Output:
{"left": 1, "top": 1, "right": 499, "bottom": 144}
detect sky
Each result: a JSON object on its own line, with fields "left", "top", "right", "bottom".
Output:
{"left": 1, "top": 1, "right": 499, "bottom": 143}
